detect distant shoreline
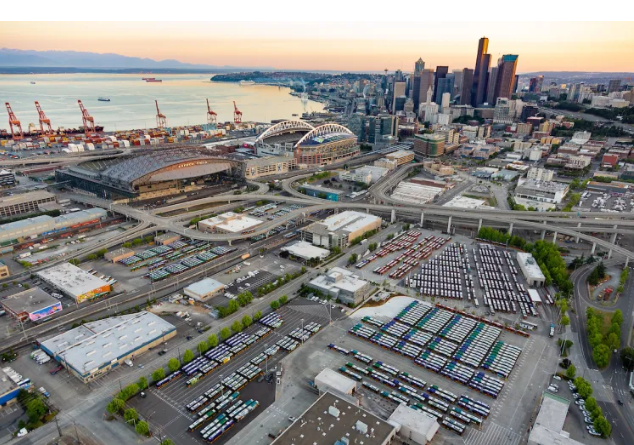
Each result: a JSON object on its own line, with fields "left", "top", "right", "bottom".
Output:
{"left": 0, "top": 67, "right": 234, "bottom": 75}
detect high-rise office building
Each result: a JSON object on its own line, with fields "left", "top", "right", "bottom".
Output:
{"left": 493, "top": 55, "right": 519, "bottom": 101}
{"left": 513, "top": 75, "right": 520, "bottom": 94}
{"left": 414, "top": 58, "right": 425, "bottom": 74}
{"left": 471, "top": 37, "right": 491, "bottom": 107}
{"left": 395, "top": 69, "right": 404, "bottom": 82}
{"left": 435, "top": 77, "right": 454, "bottom": 104}
{"left": 486, "top": 66, "right": 498, "bottom": 105}
{"left": 460, "top": 69, "right": 474, "bottom": 105}
{"left": 415, "top": 69, "right": 434, "bottom": 115}
{"left": 529, "top": 76, "right": 544, "bottom": 93}
{"left": 392, "top": 81, "right": 406, "bottom": 112}
{"left": 441, "top": 92, "right": 451, "bottom": 113}
{"left": 434, "top": 66, "right": 449, "bottom": 104}
{"left": 452, "top": 70, "right": 464, "bottom": 99}
{"left": 568, "top": 83, "right": 583, "bottom": 102}
{"left": 608, "top": 79, "right": 621, "bottom": 94}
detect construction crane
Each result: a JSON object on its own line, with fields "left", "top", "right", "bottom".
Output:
{"left": 206, "top": 98, "right": 217, "bottom": 128}
{"left": 78, "top": 100, "right": 96, "bottom": 137}
{"left": 5, "top": 102, "right": 24, "bottom": 141}
{"left": 35, "top": 101, "right": 53, "bottom": 136}
{"left": 155, "top": 100, "right": 167, "bottom": 129}
{"left": 233, "top": 101, "right": 243, "bottom": 125}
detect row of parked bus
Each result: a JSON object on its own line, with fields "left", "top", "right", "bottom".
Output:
{"left": 355, "top": 230, "right": 424, "bottom": 270}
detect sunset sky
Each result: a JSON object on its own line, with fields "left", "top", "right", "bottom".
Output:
{"left": 2, "top": 21, "right": 634, "bottom": 73}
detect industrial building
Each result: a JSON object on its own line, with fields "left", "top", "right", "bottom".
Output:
{"left": 244, "top": 155, "right": 298, "bottom": 179}
{"left": 39, "top": 312, "right": 176, "bottom": 383}
{"left": 1, "top": 287, "right": 62, "bottom": 322}
{"left": 517, "top": 252, "right": 546, "bottom": 287}
{"left": 388, "top": 403, "right": 440, "bottom": 444}
{"left": 300, "top": 184, "right": 344, "bottom": 201}
{"left": 183, "top": 278, "right": 225, "bottom": 302}
{"left": 37, "top": 262, "right": 111, "bottom": 303}
{"left": 0, "top": 367, "right": 31, "bottom": 409}
{"left": 339, "top": 166, "right": 389, "bottom": 184}
{"left": 0, "top": 208, "right": 107, "bottom": 245}
{"left": 0, "top": 260, "right": 9, "bottom": 279}
{"left": 443, "top": 196, "right": 489, "bottom": 210}
{"left": 514, "top": 179, "right": 569, "bottom": 205}
{"left": 104, "top": 247, "right": 135, "bottom": 263}
{"left": 197, "top": 212, "right": 263, "bottom": 234}
{"left": 391, "top": 181, "right": 444, "bottom": 205}
{"left": 308, "top": 267, "right": 371, "bottom": 305}
{"left": 155, "top": 232, "right": 181, "bottom": 246}
{"left": 302, "top": 211, "right": 382, "bottom": 249}
{"left": 314, "top": 368, "right": 357, "bottom": 395}
{"left": 281, "top": 241, "right": 330, "bottom": 262}
{"left": 0, "top": 190, "right": 57, "bottom": 218}
{"left": 0, "top": 169, "right": 16, "bottom": 189}
{"left": 528, "top": 392, "right": 583, "bottom": 445}
{"left": 385, "top": 149, "right": 415, "bottom": 166}
{"left": 55, "top": 148, "right": 244, "bottom": 200}
{"left": 272, "top": 391, "right": 396, "bottom": 445}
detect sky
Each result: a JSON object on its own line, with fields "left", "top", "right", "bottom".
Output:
{"left": 1, "top": 21, "right": 634, "bottom": 73}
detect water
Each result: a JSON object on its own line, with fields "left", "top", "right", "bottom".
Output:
{"left": 0, "top": 73, "right": 325, "bottom": 132}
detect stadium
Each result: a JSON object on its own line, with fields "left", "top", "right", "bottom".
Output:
{"left": 255, "top": 121, "right": 359, "bottom": 166}
{"left": 56, "top": 148, "right": 245, "bottom": 200}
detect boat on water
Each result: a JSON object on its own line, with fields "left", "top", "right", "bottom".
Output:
{"left": 30, "top": 81, "right": 36, "bottom": 84}
{"left": 98, "top": 97, "right": 111, "bottom": 102}
{"left": 145, "top": 78, "right": 162, "bottom": 83}
{"left": 239, "top": 80, "right": 255, "bottom": 86}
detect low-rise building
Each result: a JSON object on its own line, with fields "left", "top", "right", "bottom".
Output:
{"left": 443, "top": 196, "right": 488, "bottom": 209}
{"left": 0, "top": 190, "right": 57, "bottom": 218}
{"left": 155, "top": 232, "right": 181, "bottom": 246}
{"left": 198, "top": 212, "right": 264, "bottom": 234}
{"left": 302, "top": 211, "right": 382, "bottom": 249}
{"left": 620, "top": 164, "right": 634, "bottom": 181}
{"left": 37, "top": 262, "right": 111, "bottom": 303}
{"left": 0, "top": 367, "right": 31, "bottom": 409}
{"left": 602, "top": 153, "right": 619, "bottom": 169}
{"left": 314, "top": 368, "right": 357, "bottom": 395}
{"left": 0, "top": 260, "right": 9, "bottom": 279}
{"left": 308, "top": 267, "right": 371, "bottom": 305}
{"left": 517, "top": 252, "right": 546, "bottom": 287}
{"left": 388, "top": 403, "right": 440, "bottom": 445}
{"left": 385, "top": 149, "right": 415, "bottom": 166}
{"left": 527, "top": 167, "right": 554, "bottom": 182}
{"left": 104, "top": 247, "right": 135, "bottom": 263}
{"left": 300, "top": 184, "right": 345, "bottom": 202}
{"left": 338, "top": 169, "right": 372, "bottom": 185}
{"left": 39, "top": 312, "right": 176, "bottom": 383}
{"left": 0, "top": 169, "right": 16, "bottom": 189}
{"left": 184, "top": 278, "right": 225, "bottom": 302}
{"left": 280, "top": 241, "right": 330, "bottom": 262}
{"left": 1, "top": 287, "right": 62, "bottom": 322}
{"left": 374, "top": 157, "right": 399, "bottom": 170}
{"left": 244, "top": 155, "right": 297, "bottom": 179}
{"left": 514, "top": 179, "right": 569, "bottom": 205}
{"left": 528, "top": 392, "right": 583, "bottom": 445}
{"left": 391, "top": 181, "right": 444, "bottom": 205}
{"left": 413, "top": 133, "right": 446, "bottom": 157}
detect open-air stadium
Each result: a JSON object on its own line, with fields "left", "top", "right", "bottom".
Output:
{"left": 55, "top": 148, "right": 245, "bottom": 199}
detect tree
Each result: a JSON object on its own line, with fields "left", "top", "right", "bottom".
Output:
{"left": 182, "top": 349, "right": 194, "bottom": 364}
{"left": 593, "top": 415, "right": 611, "bottom": 437}
{"left": 270, "top": 300, "right": 280, "bottom": 310}
{"left": 253, "top": 311, "right": 262, "bottom": 321}
{"left": 279, "top": 295, "right": 288, "bottom": 305}
{"left": 220, "top": 327, "right": 231, "bottom": 340}
{"left": 584, "top": 397, "right": 599, "bottom": 416}
{"left": 565, "top": 364, "right": 576, "bottom": 379}
{"left": 231, "top": 320, "right": 243, "bottom": 334}
{"left": 68, "top": 259, "right": 80, "bottom": 266}
{"left": 26, "top": 398, "right": 48, "bottom": 422}
{"left": 137, "top": 376, "right": 148, "bottom": 391}
{"left": 560, "top": 315, "right": 570, "bottom": 327}
{"left": 242, "top": 315, "right": 252, "bottom": 328}
{"left": 107, "top": 398, "right": 125, "bottom": 414}
{"left": 160, "top": 440, "right": 175, "bottom": 445}
{"left": 135, "top": 420, "right": 150, "bottom": 436}
{"left": 612, "top": 310, "right": 623, "bottom": 326}
{"left": 348, "top": 253, "right": 358, "bottom": 265}
{"left": 168, "top": 358, "right": 180, "bottom": 372}
{"left": 198, "top": 341, "right": 209, "bottom": 354}
{"left": 118, "top": 383, "right": 139, "bottom": 401}
{"left": 207, "top": 334, "right": 218, "bottom": 349}
{"left": 151, "top": 368, "right": 165, "bottom": 382}
{"left": 132, "top": 238, "right": 143, "bottom": 247}
{"left": 593, "top": 344, "right": 611, "bottom": 368}
{"left": 227, "top": 299, "right": 240, "bottom": 314}
{"left": 87, "top": 253, "right": 98, "bottom": 261}
{"left": 122, "top": 242, "right": 132, "bottom": 248}
{"left": 620, "top": 347, "right": 634, "bottom": 372}
{"left": 574, "top": 377, "right": 593, "bottom": 399}
{"left": 606, "top": 332, "right": 620, "bottom": 351}
{"left": 368, "top": 242, "right": 377, "bottom": 252}
{"left": 124, "top": 408, "right": 139, "bottom": 424}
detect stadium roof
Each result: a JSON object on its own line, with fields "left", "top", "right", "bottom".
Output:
{"left": 255, "top": 120, "right": 315, "bottom": 144}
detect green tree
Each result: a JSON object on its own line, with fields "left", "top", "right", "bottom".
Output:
{"left": 182, "top": 349, "right": 194, "bottom": 364}
{"left": 68, "top": 259, "right": 80, "bottom": 266}
{"left": 151, "top": 368, "right": 165, "bottom": 382}
{"left": 606, "top": 332, "right": 620, "bottom": 351}
{"left": 197, "top": 341, "right": 209, "bottom": 354}
{"left": 227, "top": 299, "right": 239, "bottom": 314}
{"left": 118, "top": 383, "right": 139, "bottom": 401}
{"left": 348, "top": 253, "right": 358, "bottom": 265}
{"left": 621, "top": 347, "right": 634, "bottom": 371}
{"left": 160, "top": 440, "right": 175, "bottom": 445}
{"left": 270, "top": 300, "right": 280, "bottom": 310}
{"left": 231, "top": 320, "right": 243, "bottom": 334}
{"left": 207, "top": 334, "right": 218, "bottom": 348}
{"left": 107, "top": 398, "right": 125, "bottom": 414}
{"left": 560, "top": 315, "right": 570, "bottom": 327}
{"left": 132, "top": 238, "right": 143, "bottom": 247}
{"left": 574, "top": 377, "right": 594, "bottom": 399}
{"left": 279, "top": 295, "right": 288, "bottom": 305}
{"left": 253, "top": 311, "right": 262, "bottom": 321}
{"left": 220, "top": 327, "right": 231, "bottom": 340}
{"left": 585, "top": 397, "right": 599, "bottom": 416}
{"left": 137, "top": 376, "right": 148, "bottom": 391}
{"left": 124, "top": 408, "right": 139, "bottom": 424}
{"left": 593, "top": 344, "right": 611, "bottom": 368}
{"left": 368, "top": 242, "right": 377, "bottom": 252}
{"left": 168, "top": 358, "right": 180, "bottom": 372}
{"left": 565, "top": 364, "right": 576, "bottom": 380}
{"left": 122, "top": 242, "right": 132, "bottom": 248}
{"left": 135, "top": 420, "right": 150, "bottom": 436}
{"left": 242, "top": 315, "right": 252, "bottom": 328}
{"left": 87, "top": 253, "right": 98, "bottom": 261}
{"left": 26, "top": 398, "right": 48, "bottom": 422}
{"left": 612, "top": 309, "right": 623, "bottom": 326}
{"left": 593, "top": 415, "right": 611, "bottom": 437}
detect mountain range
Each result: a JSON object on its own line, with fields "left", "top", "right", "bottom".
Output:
{"left": 0, "top": 48, "right": 273, "bottom": 70}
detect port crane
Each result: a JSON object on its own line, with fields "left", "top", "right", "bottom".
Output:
{"left": 5, "top": 102, "right": 24, "bottom": 141}
{"left": 233, "top": 101, "right": 243, "bottom": 124}
{"left": 155, "top": 100, "right": 167, "bottom": 129}
{"left": 78, "top": 100, "right": 96, "bottom": 137}
{"left": 35, "top": 101, "right": 53, "bottom": 136}
{"left": 206, "top": 99, "right": 217, "bottom": 128}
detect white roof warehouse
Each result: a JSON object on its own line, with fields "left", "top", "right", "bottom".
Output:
{"left": 37, "top": 262, "right": 111, "bottom": 303}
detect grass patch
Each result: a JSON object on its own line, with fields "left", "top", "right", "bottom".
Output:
{"left": 593, "top": 309, "right": 614, "bottom": 337}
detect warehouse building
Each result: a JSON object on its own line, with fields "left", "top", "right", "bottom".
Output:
{"left": 0, "top": 169, "right": 16, "bottom": 189}
{"left": 155, "top": 232, "right": 181, "bottom": 246}
{"left": 528, "top": 392, "right": 582, "bottom": 445}
{"left": 388, "top": 403, "right": 440, "bottom": 444}
{"left": 104, "top": 247, "right": 135, "bottom": 263}
{"left": 184, "top": 278, "right": 225, "bottom": 302}
{"left": 280, "top": 241, "right": 330, "bottom": 262}
{"left": 339, "top": 165, "right": 389, "bottom": 184}
{"left": 272, "top": 391, "right": 396, "bottom": 445}
{"left": 0, "top": 367, "right": 31, "bottom": 409}
{"left": 308, "top": 267, "right": 371, "bottom": 305}
{"left": 1, "top": 287, "right": 62, "bottom": 322}
{"left": 0, "top": 190, "right": 57, "bottom": 218}
{"left": 302, "top": 211, "right": 382, "bottom": 249}
{"left": 299, "top": 184, "right": 344, "bottom": 201}
{"left": 314, "top": 368, "right": 357, "bottom": 396}
{"left": 517, "top": 252, "right": 546, "bottom": 287}
{"left": 0, "top": 208, "right": 107, "bottom": 245}
{"left": 514, "top": 179, "right": 569, "bottom": 205}
{"left": 197, "top": 212, "right": 263, "bottom": 234}
{"left": 385, "top": 149, "right": 415, "bottom": 166}
{"left": 0, "top": 260, "right": 9, "bottom": 279}
{"left": 37, "top": 262, "right": 111, "bottom": 303}
{"left": 391, "top": 181, "right": 444, "bottom": 205}
{"left": 39, "top": 312, "right": 176, "bottom": 383}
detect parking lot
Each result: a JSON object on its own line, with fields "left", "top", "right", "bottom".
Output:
{"left": 577, "top": 190, "right": 634, "bottom": 213}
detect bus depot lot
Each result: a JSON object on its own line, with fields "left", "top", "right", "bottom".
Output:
{"left": 129, "top": 299, "right": 341, "bottom": 445}
{"left": 288, "top": 312, "right": 560, "bottom": 445}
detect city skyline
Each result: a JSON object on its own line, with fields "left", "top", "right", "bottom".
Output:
{"left": 1, "top": 21, "right": 634, "bottom": 72}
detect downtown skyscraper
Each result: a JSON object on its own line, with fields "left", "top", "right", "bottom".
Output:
{"left": 494, "top": 55, "right": 519, "bottom": 101}
{"left": 471, "top": 37, "right": 491, "bottom": 107}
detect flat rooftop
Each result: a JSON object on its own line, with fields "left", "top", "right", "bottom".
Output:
{"left": 386, "top": 149, "right": 413, "bottom": 159}
{"left": 443, "top": 196, "right": 489, "bottom": 210}
{"left": 0, "top": 368, "right": 19, "bottom": 396}
{"left": 301, "top": 184, "right": 345, "bottom": 196}
{"left": 37, "top": 262, "right": 110, "bottom": 298}
{"left": 528, "top": 392, "right": 583, "bottom": 445}
{"left": 185, "top": 278, "right": 225, "bottom": 296}
{"left": 40, "top": 312, "right": 175, "bottom": 377}
{"left": 517, "top": 179, "right": 568, "bottom": 193}
{"left": 310, "top": 267, "right": 368, "bottom": 294}
{"left": 517, "top": 252, "right": 546, "bottom": 280}
{"left": 272, "top": 391, "right": 395, "bottom": 445}
{"left": 199, "top": 212, "right": 264, "bottom": 233}
{"left": 1, "top": 287, "right": 59, "bottom": 315}
{"left": 0, "top": 190, "right": 55, "bottom": 207}
{"left": 320, "top": 211, "right": 381, "bottom": 234}
{"left": 282, "top": 241, "right": 330, "bottom": 261}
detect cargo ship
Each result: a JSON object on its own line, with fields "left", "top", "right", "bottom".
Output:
{"left": 239, "top": 80, "right": 255, "bottom": 86}
{"left": 98, "top": 97, "right": 111, "bottom": 102}
{"left": 144, "top": 78, "right": 163, "bottom": 83}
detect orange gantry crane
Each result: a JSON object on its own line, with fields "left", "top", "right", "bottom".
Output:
{"left": 35, "top": 101, "right": 53, "bottom": 136}
{"left": 78, "top": 100, "right": 96, "bottom": 137}
{"left": 155, "top": 100, "right": 167, "bottom": 129}
{"left": 206, "top": 98, "right": 217, "bottom": 128}
{"left": 233, "top": 101, "right": 242, "bottom": 124}
{"left": 5, "top": 102, "right": 24, "bottom": 141}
